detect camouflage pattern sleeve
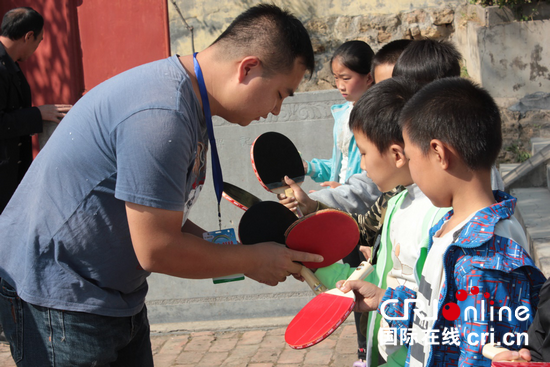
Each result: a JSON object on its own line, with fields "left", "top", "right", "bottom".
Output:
{"left": 351, "top": 185, "right": 405, "bottom": 247}
{"left": 314, "top": 185, "right": 405, "bottom": 247}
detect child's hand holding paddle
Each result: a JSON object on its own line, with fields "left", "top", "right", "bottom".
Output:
{"left": 491, "top": 349, "right": 532, "bottom": 363}
{"left": 336, "top": 279, "right": 385, "bottom": 313}
{"left": 278, "top": 176, "right": 318, "bottom": 215}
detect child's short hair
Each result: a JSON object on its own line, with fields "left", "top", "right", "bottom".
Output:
{"left": 330, "top": 40, "right": 374, "bottom": 75}
{"left": 212, "top": 4, "right": 314, "bottom": 77}
{"left": 349, "top": 77, "right": 419, "bottom": 153}
{"left": 370, "top": 39, "right": 412, "bottom": 83}
{"left": 392, "top": 38, "right": 461, "bottom": 85}
{"left": 400, "top": 77, "right": 502, "bottom": 170}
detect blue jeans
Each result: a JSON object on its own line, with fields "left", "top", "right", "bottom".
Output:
{"left": 0, "top": 278, "right": 153, "bottom": 366}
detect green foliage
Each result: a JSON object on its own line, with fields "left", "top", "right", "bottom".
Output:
{"left": 505, "top": 143, "right": 531, "bottom": 163}
{"left": 470, "top": 0, "right": 533, "bottom": 7}
{"left": 469, "top": 0, "right": 546, "bottom": 20}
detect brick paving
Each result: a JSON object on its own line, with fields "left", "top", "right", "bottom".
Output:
{"left": 0, "top": 322, "right": 359, "bottom": 366}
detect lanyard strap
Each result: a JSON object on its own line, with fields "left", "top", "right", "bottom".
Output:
{"left": 193, "top": 52, "right": 223, "bottom": 229}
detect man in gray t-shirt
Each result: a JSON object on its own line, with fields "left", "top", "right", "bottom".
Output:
{"left": 0, "top": 5, "right": 321, "bottom": 366}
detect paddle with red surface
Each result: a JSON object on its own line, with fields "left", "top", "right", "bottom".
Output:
{"left": 250, "top": 131, "right": 305, "bottom": 216}
{"left": 222, "top": 182, "right": 262, "bottom": 211}
{"left": 238, "top": 201, "right": 327, "bottom": 294}
{"left": 284, "top": 208, "right": 360, "bottom": 269}
{"left": 285, "top": 260, "right": 374, "bottom": 349}
{"left": 483, "top": 343, "right": 550, "bottom": 366}
{"left": 238, "top": 202, "right": 360, "bottom": 295}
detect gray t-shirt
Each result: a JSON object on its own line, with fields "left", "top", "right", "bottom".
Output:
{"left": 0, "top": 56, "right": 208, "bottom": 317}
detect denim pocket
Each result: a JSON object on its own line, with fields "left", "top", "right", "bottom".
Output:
{"left": 0, "top": 278, "right": 23, "bottom": 363}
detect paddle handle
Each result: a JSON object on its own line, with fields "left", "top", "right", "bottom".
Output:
{"left": 285, "top": 188, "right": 303, "bottom": 218}
{"left": 300, "top": 266, "right": 328, "bottom": 295}
{"left": 482, "top": 343, "right": 529, "bottom": 362}
{"left": 344, "top": 261, "right": 374, "bottom": 283}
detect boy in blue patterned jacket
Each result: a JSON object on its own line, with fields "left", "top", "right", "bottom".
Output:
{"left": 338, "top": 77, "right": 547, "bottom": 367}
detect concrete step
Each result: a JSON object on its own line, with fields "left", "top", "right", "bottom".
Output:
{"left": 511, "top": 187, "right": 550, "bottom": 278}
{"left": 531, "top": 137, "right": 550, "bottom": 155}
{"left": 504, "top": 144, "right": 550, "bottom": 190}
{"left": 499, "top": 163, "right": 520, "bottom": 177}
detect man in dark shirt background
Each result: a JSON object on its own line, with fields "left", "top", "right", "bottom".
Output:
{"left": 0, "top": 6, "right": 71, "bottom": 214}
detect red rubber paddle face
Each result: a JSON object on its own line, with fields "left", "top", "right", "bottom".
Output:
{"left": 285, "top": 209, "right": 360, "bottom": 269}
{"left": 285, "top": 288, "right": 355, "bottom": 349}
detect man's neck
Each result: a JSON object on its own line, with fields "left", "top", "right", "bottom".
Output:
{"left": 0, "top": 36, "right": 19, "bottom": 62}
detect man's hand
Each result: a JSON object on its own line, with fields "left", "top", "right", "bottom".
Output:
{"left": 277, "top": 176, "right": 317, "bottom": 215}
{"left": 244, "top": 243, "right": 323, "bottom": 286}
{"left": 126, "top": 201, "right": 323, "bottom": 286}
{"left": 336, "top": 279, "right": 385, "bottom": 312}
{"left": 38, "top": 104, "right": 72, "bottom": 123}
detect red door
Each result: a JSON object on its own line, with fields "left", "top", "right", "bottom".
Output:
{"left": 0, "top": 0, "right": 170, "bottom": 154}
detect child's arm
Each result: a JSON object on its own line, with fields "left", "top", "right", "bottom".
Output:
{"left": 349, "top": 186, "right": 405, "bottom": 248}
{"left": 305, "top": 158, "right": 333, "bottom": 183}
{"left": 339, "top": 281, "right": 418, "bottom": 333}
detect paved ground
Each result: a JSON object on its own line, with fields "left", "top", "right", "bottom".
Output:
{"left": 0, "top": 317, "right": 361, "bottom": 366}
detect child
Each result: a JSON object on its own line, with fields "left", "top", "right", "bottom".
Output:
{"left": 284, "top": 77, "right": 449, "bottom": 367}
{"left": 392, "top": 39, "right": 505, "bottom": 191}
{"left": 293, "top": 38, "right": 412, "bottom": 217}
{"left": 340, "top": 77, "right": 546, "bottom": 367}
{"left": 304, "top": 40, "right": 374, "bottom": 189}
{"left": 392, "top": 38, "right": 461, "bottom": 84}
{"left": 370, "top": 39, "right": 412, "bottom": 84}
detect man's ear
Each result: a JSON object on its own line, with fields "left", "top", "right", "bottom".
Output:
{"left": 390, "top": 144, "right": 407, "bottom": 168}
{"left": 429, "top": 139, "right": 452, "bottom": 170}
{"left": 24, "top": 31, "right": 34, "bottom": 42}
{"left": 237, "top": 56, "right": 262, "bottom": 83}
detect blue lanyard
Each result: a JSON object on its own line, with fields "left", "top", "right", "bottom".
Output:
{"left": 193, "top": 52, "right": 223, "bottom": 229}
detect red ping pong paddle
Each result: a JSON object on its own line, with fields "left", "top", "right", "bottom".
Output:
{"left": 483, "top": 343, "right": 550, "bottom": 366}
{"left": 250, "top": 131, "right": 305, "bottom": 217}
{"left": 222, "top": 182, "right": 262, "bottom": 211}
{"left": 237, "top": 201, "right": 327, "bottom": 295}
{"left": 285, "top": 261, "right": 374, "bottom": 349}
{"left": 284, "top": 209, "right": 360, "bottom": 269}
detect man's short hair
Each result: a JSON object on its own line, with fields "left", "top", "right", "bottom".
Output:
{"left": 1, "top": 7, "right": 43, "bottom": 40}
{"left": 392, "top": 38, "right": 461, "bottom": 86}
{"left": 370, "top": 39, "right": 412, "bottom": 83}
{"left": 349, "top": 77, "right": 420, "bottom": 153}
{"left": 211, "top": 4, "right": 314, "bottom": 77}
{"left": 400, "top": 77, "right": 502, "bottom": 170}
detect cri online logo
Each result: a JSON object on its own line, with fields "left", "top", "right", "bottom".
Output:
{"left": 381, "top": 285, "right": 531, "bottom": 323}
{"left": 442, "top": 286, "right": 483, "bottom": 321}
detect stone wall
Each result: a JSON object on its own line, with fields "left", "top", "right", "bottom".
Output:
{"left": 169, "top": 0, "right": 462, "bottom": 91}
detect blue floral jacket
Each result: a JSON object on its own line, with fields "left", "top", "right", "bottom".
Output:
{"left": 378, "top": 191, "right": 547, "bottom": 367}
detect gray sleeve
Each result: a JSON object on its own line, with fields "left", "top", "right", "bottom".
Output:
{"left": 309, "top": 172, "right": 382, "bottom": 215}
{"left": 491, "top": 165, "right": 505, "bottom": 191}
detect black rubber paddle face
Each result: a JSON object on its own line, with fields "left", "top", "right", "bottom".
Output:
{"left": 238, "top": 201, "right": 298, "bottom": 245}
{"left": 222, "top": 182, "right": 262, "bottom": 210}
{"left": 252, "top": 132, "right": 305, "bottom": 191}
